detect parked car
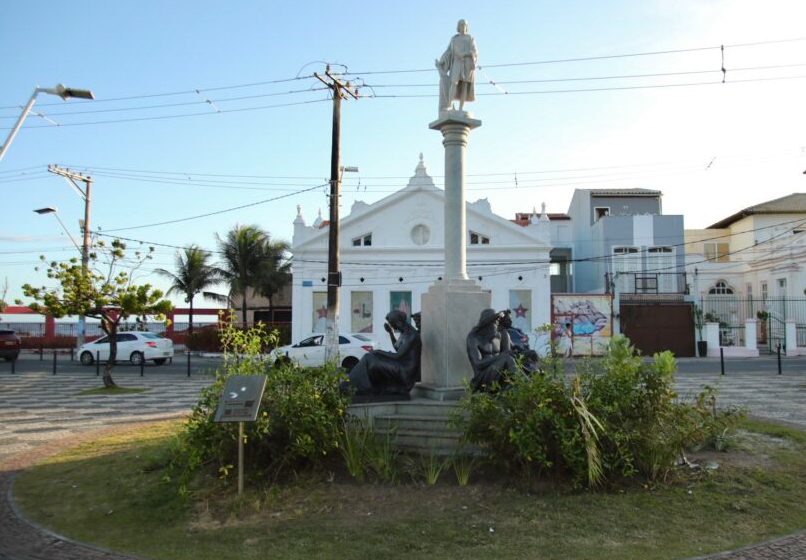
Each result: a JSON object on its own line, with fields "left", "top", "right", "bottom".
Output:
{"left": 78, "top": 332, "right": 174, "bottom": 366}
{"left": 271, "top": 333, "right": 375, "bottom": 371}
{"left": 0, "top": 329, "right": 21, "bottom": 361}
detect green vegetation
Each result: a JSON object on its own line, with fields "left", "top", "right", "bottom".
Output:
{"left": 167, "top": 320, "right": 349, "bottom": 493}
{"left": 19, "top": 239, "right": 172, "bottom": 387}
{"left": 14, "top": 332, "right": 802, "bottom": 559}
{"left": 77, "top": 386, "right": 149, "bottom": 396}
{"left": 154, "top": 245, "right": 226, "bottom": 335}
{"left": 455, "top": 336, "right": 744, "bottom": 486}
{"left": 14, "top": 417, "right": 806, "bottom": 560}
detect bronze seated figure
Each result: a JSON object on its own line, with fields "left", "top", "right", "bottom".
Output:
{"left": 467, "top": 308, "right": 536, "bottom": 392}
{"left": 342, "top": 310, "right": 421, "bottom": 396}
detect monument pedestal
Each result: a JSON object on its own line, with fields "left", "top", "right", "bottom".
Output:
{"left": 416, "top": 280, "right": 490, "bottom": 400}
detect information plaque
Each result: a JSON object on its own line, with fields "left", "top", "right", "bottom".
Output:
{"left": 214, "top": 375, "right": 267, "bottom": 423}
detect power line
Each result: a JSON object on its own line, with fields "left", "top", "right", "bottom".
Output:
{"left": 366, "top": 74, "right": 806, "bottom": 99}
{"left": 340, "top": 37, "right": 806, "bottom": 75}
{"left": 63, "top": 147, "right": 801, "bottom": 181}
{"left": 100, "top": 182, "right": 329, "bottom": 232}
{"left": 0, "top": 74, "right": 319, "bottom": 111}
{"left": 361, "top": 62, "right": 806, "bottom": 88}
{"left": 0, "top": 98, "right": 331, "bottom": 130}
{"left": 0, "top": 86, "right": 329, "bottom": 120}
{"left": 92, "top": 216, "right": 806, "bottom": 273}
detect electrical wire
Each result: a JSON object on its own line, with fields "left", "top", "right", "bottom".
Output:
{"left": 100, "top": 182, "right": 329, "bottom": 233}
{"left": 3, "top": 98, "right": 331, "bottom": 130}
{"left": 0, "top": 74, "right": 319, "bottom": 111}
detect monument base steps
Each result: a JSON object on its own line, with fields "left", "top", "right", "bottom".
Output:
{"left": 347, "top": 397, "right": 471, "bottom": 456}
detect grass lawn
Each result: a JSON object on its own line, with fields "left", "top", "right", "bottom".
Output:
{"left": 77, "top": 386, "right": 149, "bottom": 396}
{"left": 13, "top": 419, "right": 806, "bottom": 560}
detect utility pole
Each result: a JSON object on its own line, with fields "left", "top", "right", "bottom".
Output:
{"left": 314, "top": 68, "right": 359, "bottom": 364}
{"left": 47, "top": 164, "right": 92, "bottom": 349}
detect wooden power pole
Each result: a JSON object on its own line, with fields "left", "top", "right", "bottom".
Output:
{"left": 314, "top": 68, "right": 358, "bottom": 364}
{"left": 47, "top": 164, "right": 93, "bottom": 349}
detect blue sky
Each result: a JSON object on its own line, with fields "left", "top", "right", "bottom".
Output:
{"left": 2, "top": 0, "right": 805, "bottom": 306}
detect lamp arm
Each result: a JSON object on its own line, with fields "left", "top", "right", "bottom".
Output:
{"left": 0, "top": 89, "right": 40, "bottom": 163}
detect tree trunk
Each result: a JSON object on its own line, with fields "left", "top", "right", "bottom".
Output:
{"left": 189, "top": 296, "right": 195, "bottom": 336}
{"left": 102, "top": 319, "right": 117, "bottom": 388}
{"left": 242, "top": 291, "right": 248, "bottom": 327}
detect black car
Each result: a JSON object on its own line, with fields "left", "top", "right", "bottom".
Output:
{"left": 0, "top": 329, "right": 21, "bottom": 361}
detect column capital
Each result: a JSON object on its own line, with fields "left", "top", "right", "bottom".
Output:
{"left": 429, "top": 110, "right": 482, "bottom": 132}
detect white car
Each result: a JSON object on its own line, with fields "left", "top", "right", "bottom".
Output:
{"left": 271, "top": 333, "right": 375, "bottom": 371}
{"left": 79, "top": 332, "right": 174, "bottom": 366}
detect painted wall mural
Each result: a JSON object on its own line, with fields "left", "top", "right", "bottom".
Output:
{"left": 312, "top": 292, "right": 327, "bottom": 333}
{"left": 509, "top": 289, "right": 532, "bottom": 332}
{"left": 351, "top": 291, "right": 373, "bottom": 333}
{"left": 551, "top": 294, "right": 613, "bottom": 356}
{"left": 389, "top": 291, "right": 412, "bottom": 320}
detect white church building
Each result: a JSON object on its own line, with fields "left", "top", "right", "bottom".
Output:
{"left": 290, "top": 155, "right": 552, "bottom": 347}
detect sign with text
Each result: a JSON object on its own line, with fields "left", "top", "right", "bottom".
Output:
{"left": 213, "top": 375, "right": 267, "bottom": 423}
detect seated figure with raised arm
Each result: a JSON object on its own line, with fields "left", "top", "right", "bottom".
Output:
{"left": 342, "top": 310, "right": 421, "bottom": 397}
{"left": 466, "top": 308, "right": 520, "bottom": 392}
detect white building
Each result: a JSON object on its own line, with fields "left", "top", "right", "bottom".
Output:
{"left": 290, "top": 156, "right": 552, "bottom": 347}
{"left": 685, "top": 193, "right": 806, "bottom": 350}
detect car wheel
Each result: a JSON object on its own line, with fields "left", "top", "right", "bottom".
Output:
{"left": 153, "top": 358, "right": 167, "bottom": 365}
{"left": 341, "top": 356, "right": 359, "bottom": 372}
{"left": 130, "top": 351, "right": 144, "bottom": 366}
{"left": 80, "top": 351, "right": 94, "bottom": 366}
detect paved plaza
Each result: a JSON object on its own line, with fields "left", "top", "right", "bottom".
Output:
{"left": 0, "top": 359, "right": 804, "bottom": 559}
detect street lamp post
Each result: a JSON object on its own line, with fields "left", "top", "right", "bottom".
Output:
{"left": 0, "top": 84, "right": 94, "bottom": 163}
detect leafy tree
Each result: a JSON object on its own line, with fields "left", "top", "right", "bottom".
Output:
{"left": 255, "top": 237, "right": 291, "bottom": 319}
{"left": 155, "top": 245, "right": 225, "bottom": 335}
{"left": 215, "top": 225, "right": 267, "bottom": 324}
{"left": 20, "top": 240, "right": 172, "bottom": 387}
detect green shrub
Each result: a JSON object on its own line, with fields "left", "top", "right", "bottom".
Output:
{"left": 456, "top": 335, "right": 743, "bottom": 487}
{"left": 169, "top": 321, "right": 349, "bottom": 493}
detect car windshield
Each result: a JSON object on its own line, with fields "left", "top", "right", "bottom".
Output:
{"left": 141, "top": 333, "right": 161, "bottom": 339}
{"left": 352, "top": 334, "right": 373, "bottom": 342}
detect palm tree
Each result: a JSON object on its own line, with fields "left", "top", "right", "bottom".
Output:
{"left": 256, "top": 237, "right": 292, "bottom": 320}
{"left": 155, "top": 245, "right": 224, "bottom": 335}
{"left": 216, "top": 225, "right": 267, "bottom": 325}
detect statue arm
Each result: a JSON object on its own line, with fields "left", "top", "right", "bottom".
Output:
{"left": 500, "top": 330, "right": 512, "bottom": 352}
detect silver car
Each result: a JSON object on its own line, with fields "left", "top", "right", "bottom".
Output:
{"left": 79, "top": 331, "right": 174, "bottom": 366}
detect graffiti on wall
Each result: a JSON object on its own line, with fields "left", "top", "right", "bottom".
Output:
{"left": 551, "top": 294, "right": 613, "bottom": 356}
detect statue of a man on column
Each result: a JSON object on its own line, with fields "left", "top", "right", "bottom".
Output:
{"left": 435, "top": 19, "right": 478, "bottom": 113}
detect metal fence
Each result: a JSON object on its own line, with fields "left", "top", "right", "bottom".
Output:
{"left": 700, "top": 297, "right": 806, "bottom": 351}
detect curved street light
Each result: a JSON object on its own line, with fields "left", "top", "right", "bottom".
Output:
{"left": 0, "top": 83, "right": 94, "bottom": 163}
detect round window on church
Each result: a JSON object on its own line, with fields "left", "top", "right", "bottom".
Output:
{"left": 411, "top": 224, "right": 430, "bottom": 246}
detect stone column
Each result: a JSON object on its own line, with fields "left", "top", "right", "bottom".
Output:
{"left": 785, "top": 319, "right": 797, "bottom": 355}
{"left": 705, "top": 322, "right": 720, "bottom": 357}
{"left": 418, "top": 111, "right": 489, "bottom": 400}
{"left": 745, "top": 318, "right": 757, "bottom": 351}
{"left": 430, "top": 111, "right": 481, "bottom": 281}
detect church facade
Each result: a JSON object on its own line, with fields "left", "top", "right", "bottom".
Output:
{"left": 290, "top": 156, "right": 552, "bottom": 349}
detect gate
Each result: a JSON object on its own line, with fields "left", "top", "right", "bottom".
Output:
{"left": 620, "top": 303, "right": 695, "bottom": 357}
{"left": 701, "top": 297, "right": 806, "bottom": 354}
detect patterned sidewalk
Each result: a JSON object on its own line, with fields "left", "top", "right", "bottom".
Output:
{"left": 1, "top": 368, "right": 804, "bottom": 559}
